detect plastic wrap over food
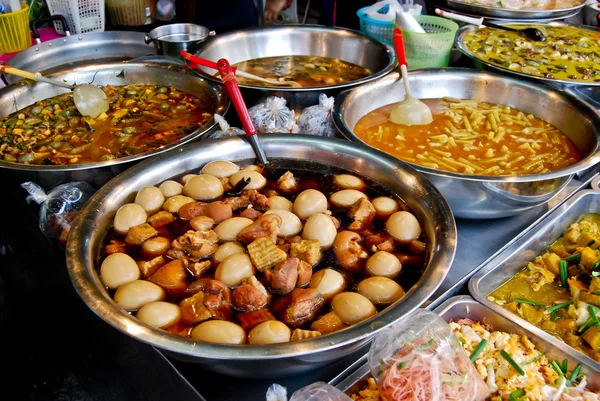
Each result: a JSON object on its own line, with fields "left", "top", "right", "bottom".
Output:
{"left": 290, "top": 382, "right": 352, "bottom": 401}
{"left": 368, "top": 309, "right": 489, "bottom": 401}
{"left": 249, "top": 96, "right": 299, "bottom": 134}
{"left": 210, "top": 113, "right": 246, "bottom": 139}
{"left": 21, "top": 181, "right": 95, "bottom": 241}
{"left": 266, "top": 384, "right": 288, "bottom": 401}
{"left": 297, "top": 94, "right": 336, "bottom": 137}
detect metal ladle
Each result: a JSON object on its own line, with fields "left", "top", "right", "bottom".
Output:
{"left": 216, "top": 58, "right": 269, "bottom": 165}
{"left": 0, "top": 66, "right": 109, "bottom": 118}
{"left": 389, "top": 29, "right": 433, "bottom": 126}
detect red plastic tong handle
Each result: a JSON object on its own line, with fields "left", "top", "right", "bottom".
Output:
{"left": 393, "top": 28, "right": 408, "bottom": 68}
{"left": 180, "top": 50, "right": 237, "bottom": 73}
{"left": 216, "top": 58, "right": 257, "bottom": 138}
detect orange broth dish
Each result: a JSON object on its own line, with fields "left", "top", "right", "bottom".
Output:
{"left": 353, "top": 98, "right": 580, "bottom": 176}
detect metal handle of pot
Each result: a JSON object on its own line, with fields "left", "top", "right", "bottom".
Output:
{"left": 31, "top": 15, "right": 71, "bottom": 44}
{"left": 144, "top": 34, "right": 154, "bottom": 45}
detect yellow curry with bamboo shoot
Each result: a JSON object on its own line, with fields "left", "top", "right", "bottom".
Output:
{"left": 0, "top": 84, "right": 213, "bottom": 165}
{"left": 353, "top": 98, "right": 579, "bottom": 176}
{"left": 463, "top": 25, "right": 600, "bottom": 82}
{"left": 489, "top": 213, "right": 600, "bottom": 362}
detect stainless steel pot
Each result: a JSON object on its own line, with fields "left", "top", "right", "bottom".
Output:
{"left": 0, "top": 62, "right": 228, "bottom": 190}
{"left": 65, "top": 134, "right": 457, "bottom": 378}
{"left": 3, "top": 32, "right": 157, "bottom": 84}
{"left": 189, "top": 25, "right": 396, "bottom": 114}
{"left": 144, "top": 24, "right": 215, "bottom": 58}
{"left": 333, "top": 69, "right": 600, "bottom": 219}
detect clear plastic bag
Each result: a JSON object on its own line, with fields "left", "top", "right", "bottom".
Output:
{"left": 297, "top": 94, "right": 336, "bottom": 137}
{"left": 210, "top": 113, "right": 246, "bottom": 139}
{"left": 266, "top": 382, "right": 352, "bottom": 401}
{"left": 249, "top": 96, "right": 299, "bottom": 134}
{"left": 21, "top": 181, "right": 95, "bottom": 241}
{"left": 368, "top": 309, "right": 489, "bottom": 401}
{"left": 266, "top": 384, "right": 288, "bottom": 401}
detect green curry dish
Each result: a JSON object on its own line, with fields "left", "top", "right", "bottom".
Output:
{"left": 463, "top": 25, "right": 600, "bottom": 82}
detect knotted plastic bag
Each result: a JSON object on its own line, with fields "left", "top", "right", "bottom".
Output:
{"left": 210, "top": 113, "right": 246, "bottom": 139}
{"left": 368, "top": 309, "right": 489, "bottom": 401}
{"left": 266, "top": 382, "right": 351, "bottom": 401}
{"left": 297, "top": 94, "right": 336, "bottom": 137}
{"left": 21, "top": 181, "right": 95, "bottom": 241}
{"left": 249, "top": 97, "right": 299, "bottom": 133}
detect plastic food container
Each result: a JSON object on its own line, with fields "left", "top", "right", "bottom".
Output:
{"left": 106, "top": 0, "right": 146, "bottom": 26}
{"left": 0, "top": 3, "right": 31, "bottom": 53}
{"left": 46, "top": 0, "right": 105, "bottom": 34}
{"left": 398, "top": 15, "right": 459, "bottom": 69}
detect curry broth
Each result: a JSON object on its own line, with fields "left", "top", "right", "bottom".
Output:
{"left": 354, "top": 98, "right": 580, "bottom": 176}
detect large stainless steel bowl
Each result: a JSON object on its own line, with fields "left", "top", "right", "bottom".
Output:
{"left": 0, "top": 62, "right": 228, "bottom": 190}
{"left": 333, "top": 69, "right": 600, "bottom": 219}
{"left": 188, "top": 25, "right": 395, "bottom": 113}
{"left": 65, "top": 134, "right": 456, "bottom": 378}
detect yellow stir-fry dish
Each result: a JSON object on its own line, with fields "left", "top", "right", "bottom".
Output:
{"left": 490, "top": 213, "right": 600, "bottom": 362}
{"left": 351, "top": 319, "right": 600, "bottom": 401}
{"left": 463, "top": 25, "right": 600, "bottom": 82}
{"left": 353, "top": 98, "right": 579, "bottom": 176}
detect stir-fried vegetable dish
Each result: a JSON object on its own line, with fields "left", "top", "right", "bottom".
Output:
{"left": 453, "top": 0, "right": 584, "bottom": 10}
{"left": 99, "top": 162, "right": 427, "bottom": 344}
{"left": 231, "top": 55, "right": 372, "bottom": 87}
{"left": 463, "top": 25, "right": 600, "bottom": 82}
{"left": 353, "top": 98, "right": 579, "bottom": 176}
{"left": 489, "top": 213, "right": 600, "bottom": 362}
{"left": 351, "top": 318, "right": 600, "bottom": 401}
{"left": 0, "top": 84, "right": 213, "bottom": 165}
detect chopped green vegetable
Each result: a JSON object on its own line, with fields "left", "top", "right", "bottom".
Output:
{"left": 561, "top": 359, "right": 568, "bottom": 374}
{"left": 570, "top": 363, "right": 582, "bottom": 381}
{"left": 523, "top": 353, "right": 544, "bottom": 366}
{"left": 547, "top": 301, "right": 573, "bottom": 314}
{"left": 564, "top": 253, "right": 581, "bottom": 262}
{"left": 560, "top": 260, "right": 568, "bottom": 288}
{"left": 469, "top": 339, "right": 488, "bottom": 362}
{"left": 501, "top": 350, "right": 525, "bottom": 376}
{"left": 509, "top": 389, "right": 525, "bottom": 401}
{"left": 397, "top": 361, "right": 408, "bottom": 369}
{"left": 513, "top": 298, "right": 545, "bottom": 308}
{"left": 551, "top": 361, "right": 564, "bottom": 377}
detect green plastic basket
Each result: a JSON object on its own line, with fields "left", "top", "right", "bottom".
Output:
{"left": 395, "top": 15, "right": 459, "bottom": 69}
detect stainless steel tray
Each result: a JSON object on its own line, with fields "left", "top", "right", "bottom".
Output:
{"left": 456, "top": 22, "right": 600, "bottom": 88}
{"left": 333, "top": 295, "right": 600, "bottom": 395}
{"left": 429, "top": 0, "right": 585, "bottom": 20}
{"left": 470, "top": 190, "right": 600, "bottom": 371}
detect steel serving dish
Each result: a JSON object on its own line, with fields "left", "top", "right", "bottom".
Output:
{"left": 470, "top": 190, "right": 600, "bottom": 371}
{"left": 427, "top": 0, "right": 585, "bottom": 20}
{"left": 333, "top": 68, "right": 600, "bottom": 219}
{"left": 456, "top": 22, "right": 600, "bottom": 89}
{"left": 0, "top": 62, "right": 228, "bottom": 190}
{"left": 144, "top": 24, "right": 215, "bottom": 58}
{"left": 188, "top": 25, "right": 396, "bottom": 114}
{"left": 3, "top": 32, "right": 157, "bottom": 84}
{"left": 332, "top": 295, "right": 600, "bottom": 394}
{"left": 65, "top": 134, "right": 457, "bottom": 378}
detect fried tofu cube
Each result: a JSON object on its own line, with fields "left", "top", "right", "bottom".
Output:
{"left": 125, "top": 222, "right": 158, "bottom": 246}
{"left": 105, "top": 239, "right": 126, "bottom": 255}
{"left": 291, "top": 240, "right": 321, "bottom": 266}
{"left": 179, "top": 291, "right": 213, "bottom": 325}
{"left": 578, "top": 232, "right": 599, "bottom": 248}
{"left": 583, "top": 326, "right": 600, "bottom": 351}
{"left": 137, "top": 255, "right": 165, "bottom": 278}
{"left": 590, "top": 277, "right": 600, "bottom": 293}
{"left": 186, "top": 260, "right": 212, "bottom": 278}
{"left": 291, "top": 329, "right": 321, "bottom": 341}
{"left": 348, "top": 198, "right": 376, "bottom": 231}
{"left": 542, "top": 253, "right": 561, "bottom": 276}
{"left": 310, "top": 311, "right": 347, "bottom": 335}
{"left": 247, "top": 237, "right": 288, "bottom": 272}
{"left": 148, "top": 211, "right": 176, "bottom": 229}
{"left": 581, "top": 247, "right": 599, "bottom": 270}
{"left": 237, "top": 308, "right": 276, "bottom": 331}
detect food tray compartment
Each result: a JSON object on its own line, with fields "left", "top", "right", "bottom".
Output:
{"left": 470, "top": 190, "right": 600, "bottom": 371}
{"left": 333, "top": 295, "right": 600, "bottom": 395}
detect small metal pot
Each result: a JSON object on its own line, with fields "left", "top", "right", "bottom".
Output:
{"left": 66, "top": 135, "right": 456, "bottom": 378}
{"left": 189, "top": 25, "right": 396, "bottom": 114}
{"left": 145, "top": 23, "right": 215, "bottom": 57}
{"left": 333, "top": 69, "right": 600, "bottom": 219}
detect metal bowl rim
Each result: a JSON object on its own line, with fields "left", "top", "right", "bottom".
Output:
{"left": 189, "top": 24, "right": 397, "bottom": 92}
{"left": 455, "top": 22, "right": 600, "bottom": 87}
{"left": 0, "top": 62, "right": 230, "bottom": 172}
{"left": 65, "top": 134, "right": 457, "bottom": 360}
{"left": 443, "top": 0, "right": 586, "bottom": 17}
{"left": 333, "top": 67, "right": 600, "bottom": 183}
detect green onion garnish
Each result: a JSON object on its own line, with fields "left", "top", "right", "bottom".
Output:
{"left": 469, "top": 339, "right": 488, "bottom": 362}
{"left": 588, "top": 305, "right": 600, "bottom": 326}
{"left": 397, "top": 361, "right": 408, "bottom": 369}
{"left": 570, "top": 363, "right": 582, "bottom": 381}
{"left": 564, "top": 253, "right": 581, "bottom": 262}
{"left": 523, "top": 353, "right": 544, "bottom": 366}
{"left": 593, "top": 260, "right": 600, "bottom": 270}
{"left": 509, "top": 389, "right": 525, "bottom": 401}
{"left": 377, "top": 369, "right": 384, "bottom": 376}
{"left": 560, "top": 260, "right": 568, "bottom": 288}
{"left": 513, "top": 298, "right": 546, "bottom": 308}
{"left": 596, "top": 291, "right": 600, "bottom": 295}
{"left": 561, "top": 359, "right": 568, "bottom": 374}
{"left": 551, "top": 361, "right": 564, "bottom": 377}
{"left": 547, "top": 301, "right": 573, "bottom": 314}
{"left": 501, "top": 350, "right": 525, "bottom": 376}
